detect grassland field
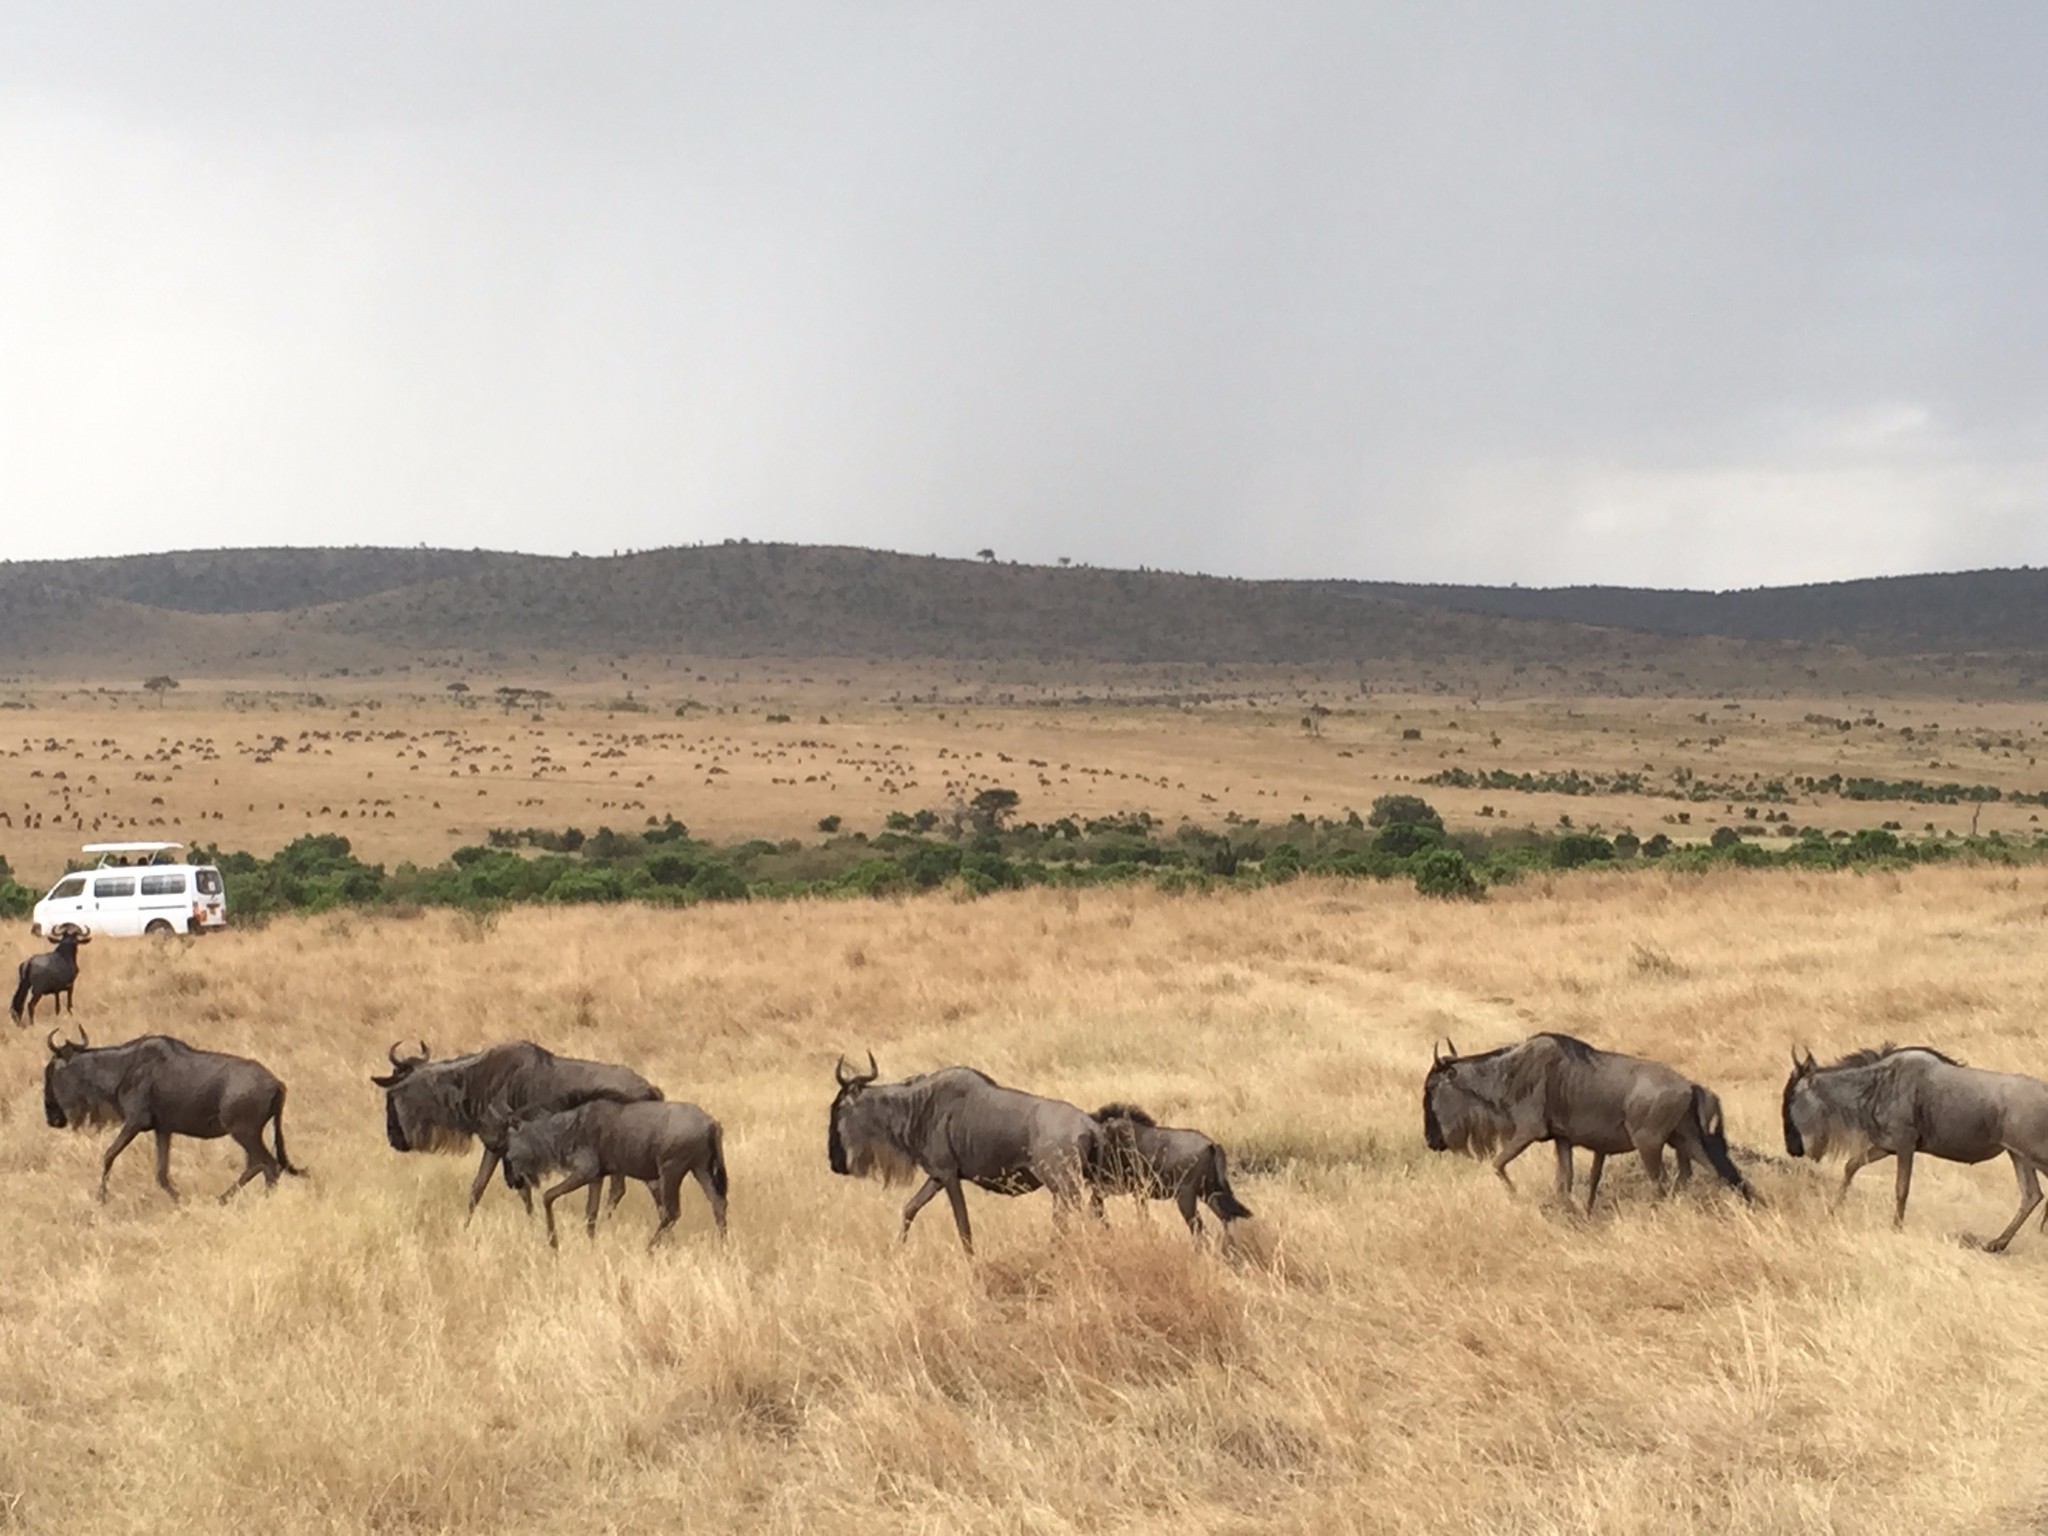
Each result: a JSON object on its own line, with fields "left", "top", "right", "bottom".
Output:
{"left": 8, "top": 672, "right": 2048, "bottom": 886}
{"left": 7, "top": 675, "right": 2048, "bottom": 1532}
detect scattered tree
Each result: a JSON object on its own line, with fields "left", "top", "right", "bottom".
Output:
{"left": 976, "top": 548, "right": 996, "bottom": 562}
{"left": 967, "top": 787, "right": 1021, "bottom": 835}
{"left": 143, "top": 675, "right": 179, "bottom": 706}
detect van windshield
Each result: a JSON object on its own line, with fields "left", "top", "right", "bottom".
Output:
{"left": 47, "top": 876, "right": 87, "bottom": 901}
{"left": 195, "top": 869, "right": 223, "bottom": 896}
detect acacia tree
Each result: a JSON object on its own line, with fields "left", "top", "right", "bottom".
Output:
{"left": 143, "top": 675, "right": 179, "bottom": 706}
{"left": 968, "top": 786, "right": 1021, "bottom": 835}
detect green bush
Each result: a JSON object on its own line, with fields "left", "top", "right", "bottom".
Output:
{"left": 1368, "top": 794, "right": 1443, "bottom": 830}
{"left": 685, "top": 862, "right": 749, "bottom": 902}
{"left": 1412, "top": 848, "right": 1483, "bottom": 901}
{"left": 1373, "top": 821, "right": 1444, "bottom": 859}
{"left": 1551, "top": 833, "right": 1616, "bottom": 869}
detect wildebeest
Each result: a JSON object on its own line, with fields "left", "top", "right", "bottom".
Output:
{"left": 1091, "top": 1103, "right": 1253, "bottom": 1236}
{"left": 1783, "top": 1043, "right": 2048, "bottom": 1251}
{"left": 369, "top": 1039, "right": 662, "bottom": 1217}
{"left": 827, "top": 1054, "right": 1103, "bottom": 1254}
{"left": 500, "top": 1098, "right": 728, "bottom": 1248}
{"left": 43, "top": 1026, "right": 304, "bottom": 1202}
{"left": 1424, "top": 1032, "right": 1753, "bottom": 1210}
{"left": 11, "top": 923, "right": 90, "bottom": 1028}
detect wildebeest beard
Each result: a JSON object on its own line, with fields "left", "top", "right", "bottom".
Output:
{"left": 829, "top": 1089, "right": 922, "bottom": 1186}
{"left": 45, "top": 1047, "right": 140, "bottom": 1131}
{"left": 384, "top": 1063, "right": 487, "bottom": 1155}
{"left": 1423, "top": 1056, "right": 1516, "bottom": 1158}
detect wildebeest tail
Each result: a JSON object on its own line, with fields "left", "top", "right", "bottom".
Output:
{"left": 707, "top": 1121, "right": 729, "bottom": 1202}
{"left": 8, "top": 962, "right": 27, "bottom": 1025}
{"left": 1205, "top": 1146, "right": 1253, "bottom": 1222}
{"left": 271, "top": 1089, "right": 307, "bottom": 1177}
{"left": 1692, "top": 1085, "right": 1753, "bottom": 1204}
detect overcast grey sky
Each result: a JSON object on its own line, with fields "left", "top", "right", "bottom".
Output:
{"left": 3, "top": 5, "right": 2044, "bottom": 587}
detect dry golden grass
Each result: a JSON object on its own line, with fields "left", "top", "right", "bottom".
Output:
{"left": 7, "top": 869, "right": 2048, "bottom": 1532}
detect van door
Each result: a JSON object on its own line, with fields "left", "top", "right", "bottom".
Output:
{"left": 137, "top": 870, "right": 191, "bottom": 931}
{"left": 35, "top": 875, "right": 90, "bottom": 936}
{"left": 88, "top": 873, "right": 144, "bottom": 937}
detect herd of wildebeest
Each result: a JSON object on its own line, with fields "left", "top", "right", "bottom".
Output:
{"left": 18, "top": 920, "right": 2048, "bottom": 1253}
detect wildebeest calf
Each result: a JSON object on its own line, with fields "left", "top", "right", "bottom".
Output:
{"left": 501, "top": 1098, "right": 728, "bottom": 1249}
{"left": 43, "top": 1027, "right": 304, "bottom": 1202}
{"left": 1091, "top": 1103, "right": 1253, "bottom": 1236}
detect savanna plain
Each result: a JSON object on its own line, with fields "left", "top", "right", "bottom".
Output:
{"left": 8, "top": 680, "right": 2048, "bottom": 1533}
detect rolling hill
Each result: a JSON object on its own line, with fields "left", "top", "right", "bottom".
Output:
{"left": 2, "top": 543, "right": 2044, "bottom": 692}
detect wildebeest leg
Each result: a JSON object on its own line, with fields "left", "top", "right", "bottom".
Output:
{"left": 1634, "top": 1138, "right": 1669, "bottom": 1197}
{"left": 941, "top": 1177, "right": 974, "bottom": 1254}
{"left": 1490, "top": 1128, "right": 1545, "bottom": 1193}
{"left": 1553, "top": 1141, "right": 1574, "bottom": 1205}
{"left": 98, "top": 1121, "right": 147, "bottom": 1202}
{"left": 157, "top": 1130, "right": 188, "bottom": 1202}
{"left": 1672, "top": 1145, "right": 1694, "bottom": 1191}
{"left": 690, "top": 1164, "right": 728, "bottom": 1238}
{"left": 599, "top": 1175, "right": 634, "bottom": 1213}
{"left": 898, "top": 1176, "right": 944, "bottom": 1240}
{"left": 584, "top": 1181, "right": 604, "bottom": 1239}
{"left": 1583, "top": 1153, "right": 1607, "bottom": 1214}
{"left": 1833, "top": 1146, "right": 1891, "bottom": 1209}
{"left": 221, "top": 1129, "right": 273, "bottom": 1201}
{"left": 1892, "top": 1148, "right": 1915, "bottom": 1228}
{"left": 1176, "top": 1181, "right": 1204, "bottom": 1237}
{"left": 649, "top": 1167, "right": 685, "bottom": 1249}
{"left": 468, "top": 1148, "right": 509, "bottom": 1221}
{"left": 540, "top": 1172, "right": 598, "bottom": 1249}
{"left": 1984, "top": 1154, "right": 2043, "bottom": 1254}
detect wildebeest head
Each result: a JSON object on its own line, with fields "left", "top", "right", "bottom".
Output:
{"left": 1782, "top": 1048, "right": 1821, "bottom": 1159}
{"left": 49, "top": 923, "right": 92, "bottom": 950}
{"left": 1422, "top": 1038, "right": 1507, "bottom": 1156}
{"left": 827, "top": 1052, "right": 917, "bottom": 1184}
{"left": 43, "top": 1025, "right": 102, "bottom": 1129}
{"left": 369, "top": 1040, "right": 463, "bottom": 1153}
{"left": 498, "top": 1103, "right": 554, "bottom": 1192}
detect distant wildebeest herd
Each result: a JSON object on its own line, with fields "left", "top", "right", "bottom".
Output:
{"left": 14, "top": 922, "right": 2048, "bottom": 1253}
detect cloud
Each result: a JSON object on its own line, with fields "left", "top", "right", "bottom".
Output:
{"left": 1, "top": 5, "right": 2044, "bottom": 587}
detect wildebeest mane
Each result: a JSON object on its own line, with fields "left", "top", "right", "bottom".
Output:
{"left": 1532, "top": 1032, "right": 1599, "bottom": 1063}
{"left": 1829, "top": 1042, "right": 1961, "bottom": 1070}
{"left": 1093, "top": 1103, "right": 1155, "bottom": 1126}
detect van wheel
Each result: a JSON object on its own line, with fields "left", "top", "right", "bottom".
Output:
{"left": 145, "top": 920, "right": 175, "bottom": 937}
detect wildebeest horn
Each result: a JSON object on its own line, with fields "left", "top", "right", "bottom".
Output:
{"left": 46, "top": 1028, "right": 63, "bottom": 1055}
{"left": 1432, "top": 1040, "right": 1445, "bottom": 1066}
{"left": 835, "top": 1051, "right": 879, "bottom": 1087}
{"left": 388, "top": 1040, "right": 407, "bottom": 1068}
{"left": 1444, "top": 1037, "right": 1458, "bottom": 1060}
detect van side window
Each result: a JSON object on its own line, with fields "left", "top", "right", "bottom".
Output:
{"left": 195, "top": 869, "right": 223, "bottom": 896}
{"left": 140, "top": 873, "right": 188, "bottom": 897}
{"left": 93, "top": 877, "right": 137, "bottom": 899}
{"left": 48, "top": 876, "right": 87, "bottom": 900}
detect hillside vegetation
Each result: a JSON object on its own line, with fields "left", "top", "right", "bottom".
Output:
{"left": 10, "top": 543, "right": 2047, "bottom": 691}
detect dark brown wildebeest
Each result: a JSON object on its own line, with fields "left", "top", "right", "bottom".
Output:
{"left": 1784, "top": 1043, "right": 2048, "bottom": 1251}
{"left": 1423, "top": 1032, "right": 1753, "bottom": 1210}
{"left": 12, "top": 923, "right": 90, "bottom": 1028}
{"left": 828, "top": 1054, "right": 1103, "bottom": 1254}
{"left": 1090, "top": 1103, "right": 1253, "bottom": 1236}
{"left": 500, "top": 1098, "right": 728, "bottom": 1249}
{"left": 43, "top": 1026, "right": 304, "bottom": 1202}
{"left": 369, "top": 1039, "right": 662, "bottom": 1218}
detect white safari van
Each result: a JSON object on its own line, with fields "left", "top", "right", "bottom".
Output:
{"left": 30, "top": 843, "right": 229, "bottom": 938}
